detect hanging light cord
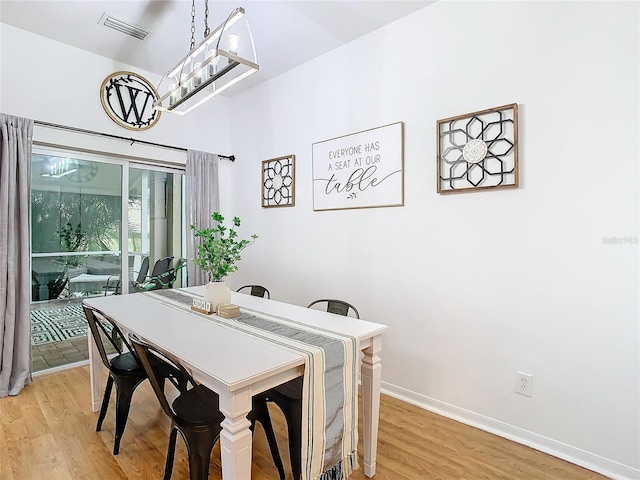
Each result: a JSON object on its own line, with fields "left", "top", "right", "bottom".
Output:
{"left": 189, "top": 0, "right": 196, "bottom": 51}
{"left": 180, "top": 0, "right": 211, "bottom": 88}
{"left": 204, "top": 0, "right": 210, "bottom": 37}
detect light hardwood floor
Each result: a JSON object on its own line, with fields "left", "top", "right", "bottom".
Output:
{"left": 1, "top": 366, "right": 607, "bottom": 480}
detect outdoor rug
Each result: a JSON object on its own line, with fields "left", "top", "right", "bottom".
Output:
{"left": 30, "top": 303, "right": 88, "bottom": 345}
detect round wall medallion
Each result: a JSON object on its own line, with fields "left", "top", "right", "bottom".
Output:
{"left": 100, "top": 71, "right": 161, "bottom": 131}
{"left": 462, "top": 139, "right": 488, "bottom": 164}
{"left": 272, "top": 174, "right": 284, "bottom": 190}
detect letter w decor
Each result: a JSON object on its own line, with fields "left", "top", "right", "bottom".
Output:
{"left": 312, "top": 122, "right": 404, "bottom": 211}
{"left": 100, "top": 71, "right": 161, "bottom": 131}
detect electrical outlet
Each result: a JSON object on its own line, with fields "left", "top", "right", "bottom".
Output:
{"left": 515, "top": 372, "right": 533, "bottom": 397}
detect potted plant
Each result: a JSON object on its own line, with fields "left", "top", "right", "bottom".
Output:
{"left": 57, "top": 221, "right": 88, "bottom": 281}
{"left": 191, "top": 212, "right": 258, "bottom": 309}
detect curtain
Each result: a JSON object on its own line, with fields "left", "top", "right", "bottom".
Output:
{"left": 186, "top": 149, "right": 219, "bottom": 286}
{"left": 0, "top": 113, "right": 33, "bottom": 397}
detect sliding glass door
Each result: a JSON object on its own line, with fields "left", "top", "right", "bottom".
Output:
{"left": 126, "top": 165, "right": 186, "bottom": 293}
{"left": 31, "top": 154, "right": 123, "bottom": 302}
{"left": 30, "top": 147, "right": 185, "bottom": 372}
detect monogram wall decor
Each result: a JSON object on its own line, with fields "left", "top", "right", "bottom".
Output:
{"left": 100, "top": 71, "right": 161, "bottom": 130}
{"left": 436, "top": 103, "right": 519, "bottom": 193}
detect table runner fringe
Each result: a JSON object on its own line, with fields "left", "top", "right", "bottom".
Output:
{"left": 316, "top": 451, "right": 359, "bottom": 480}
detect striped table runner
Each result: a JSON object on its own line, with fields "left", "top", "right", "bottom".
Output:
{"left": 145, "top": 289, "right": 359, "bottom": 480}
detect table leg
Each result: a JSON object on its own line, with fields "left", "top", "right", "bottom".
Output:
{"left": 88, "top": 328, "right": 103, "bottom": 412}
{"left": 218, "top": 388, "right": 254, "bottom": 480}
{"left": 361, "top": 335, "right": 383, "bottom": 477}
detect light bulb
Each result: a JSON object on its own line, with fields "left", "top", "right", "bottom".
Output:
{"left": 192, "top": 63, "right": 202, "bottom": 88}
{"left": 180, "top": 73, "right": 189, "bottom": 96}
{"left": 169, "top": 84, "right": 178, "bottom": 106}
{"left": 228, "top": 34, "right": 240, "bottom": 55}
{"left": 206, "top": 49, "right": 219, "bottom": 77}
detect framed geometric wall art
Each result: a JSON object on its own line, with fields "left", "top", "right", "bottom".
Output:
{"left": 436, "top": 103, "right": 519, "bottom": 194}
{"left": 262, "top": 154, "right": 295, "bottom": 208}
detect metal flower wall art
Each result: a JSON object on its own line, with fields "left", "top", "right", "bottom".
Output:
{"left": 437, "top": 103, "right": 519, "bottom": 193}
{"left": 262, "top": 155, "right": 295, "bottom": 207}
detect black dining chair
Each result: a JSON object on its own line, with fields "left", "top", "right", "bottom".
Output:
{"left": 262, "top": 379, "right": 304, "bottom": 480}
{"left": 236, "top": 284, "right": 270, "bottom": 299}
{"left": 307, "top": 298, "right": 360, "bottom": 318}
{"left": 129, "top": 334, "right": 286, "bottom": 480}
{"left": 84, "top": 305, "right": 148, "bottom": 455}
{"left": 264, "top": 298, "right": 361, "bottom": 480}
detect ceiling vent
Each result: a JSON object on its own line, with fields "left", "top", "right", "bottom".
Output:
{"left": 98, "top": 13, "right": 149, "bottom": 40}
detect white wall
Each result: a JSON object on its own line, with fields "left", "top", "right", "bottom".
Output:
{"left": 0, "top": 23, "right": 233, "bottom": 168}
{"left": 0, "top": 22, "right": 237, "bottom": 231}
{"left": 1, "top": 1, "right": 638, "bottom": 478}
{"left": 227, "top": 1, "right": 639, "bottom": 478}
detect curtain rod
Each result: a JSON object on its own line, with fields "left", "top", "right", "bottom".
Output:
{"left": 33, "top": 120, "right": 235, "bottom": 161}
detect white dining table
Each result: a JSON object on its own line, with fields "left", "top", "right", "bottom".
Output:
{"left": 83, "top": 286, "right": 388, "bottom": 480}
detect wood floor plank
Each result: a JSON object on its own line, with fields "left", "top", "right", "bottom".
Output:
{"left": 0, "top": 365, "right": 610, "bottom": 480}
{"left": 29, "top": 432, "right": 74, "bottom": 480}
{"left": 0, "top": 423, "right": 16, "bottom": 480}
{"left": 3, "top": 416, "right": 38, "bottom": 479}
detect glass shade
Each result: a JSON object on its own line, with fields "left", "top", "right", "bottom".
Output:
{"left": 154, "top": 7, "right": 258, "bottom": 115}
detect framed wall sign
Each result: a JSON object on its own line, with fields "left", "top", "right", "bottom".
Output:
{"left": 437, "top": 103, "right": 519, "bottom": 194}
{"left": 100, "top": 71, "right": 161, "bottom": 131}
{"left": 312, "top": 122, "right": 404, "bottom": 211}
{"left": 262, "top": 155, "right": 295, "bottom": 208}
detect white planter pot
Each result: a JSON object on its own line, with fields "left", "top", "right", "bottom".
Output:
{"left": 203, "top": 281, "right": 231, "bottom": 311}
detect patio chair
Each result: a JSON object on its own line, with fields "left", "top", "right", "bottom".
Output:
{"left": 135, "top": 256, "right": 174, "bottom": 291}
{"left": 139, "top": 256, "right": 187, "bottom": 290}
{"left": 103, "top": 256, "right": 150, "bottom": 296}
{"left": 168, "top": 257, "right": 187, "bottom": 288}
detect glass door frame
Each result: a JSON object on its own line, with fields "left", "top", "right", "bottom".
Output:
{"left": 126, "top": 161, "right": 187, "bottom": 293}
{"left": 31, "top": 145, "right": 186, "bottom": 299}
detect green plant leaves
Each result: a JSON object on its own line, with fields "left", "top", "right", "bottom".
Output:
{"left": 191, "top": 212, "right": 258, "bottom": 282}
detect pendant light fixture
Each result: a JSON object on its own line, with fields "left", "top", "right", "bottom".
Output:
{"left": 41, "top": 157, "right": 78, "bottom": 178}
{"left": 154, "top": 1, "right": 258, "bottom": 116}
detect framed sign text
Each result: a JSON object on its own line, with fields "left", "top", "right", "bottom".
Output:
{"left": 312, "top": 122, "right": 404, "bottom": 211}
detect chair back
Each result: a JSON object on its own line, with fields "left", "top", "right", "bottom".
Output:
{"left": 134, "top": 256, "right": 150, "bottom": 284}
{"left": 307, "top": 299, "right": 360, "bottom": 318}
{"left": 237, "top": 284, "right": 270, "bottom": 299}
{"left": 150, "top": 256, "right": 173, "bottom": 277}
{"left": 169, "top": 258, "right": 187, "bottom": 288}
{"left": 84, "top": 305, "right": 134, "bottom": 371}
{"left": 129, "top": 334, "right": 196, "bottom": 422}
{"left": 146, "top": 256, "right": 174, "bottom": 290}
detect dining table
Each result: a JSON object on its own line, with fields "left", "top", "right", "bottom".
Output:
{"left": 83, "top": 286, "right": 388, "bottom": 480}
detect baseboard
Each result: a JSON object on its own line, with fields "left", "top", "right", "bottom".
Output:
{"left": 381, "top": 382, "right": 640, "bottom": 480}
{"left": 32, "top": 359, "right": 89, "bottom": 378}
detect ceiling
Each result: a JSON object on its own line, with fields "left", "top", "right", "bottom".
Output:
{"left": 0, "top": 0, "right": 434, "bottom": 96}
